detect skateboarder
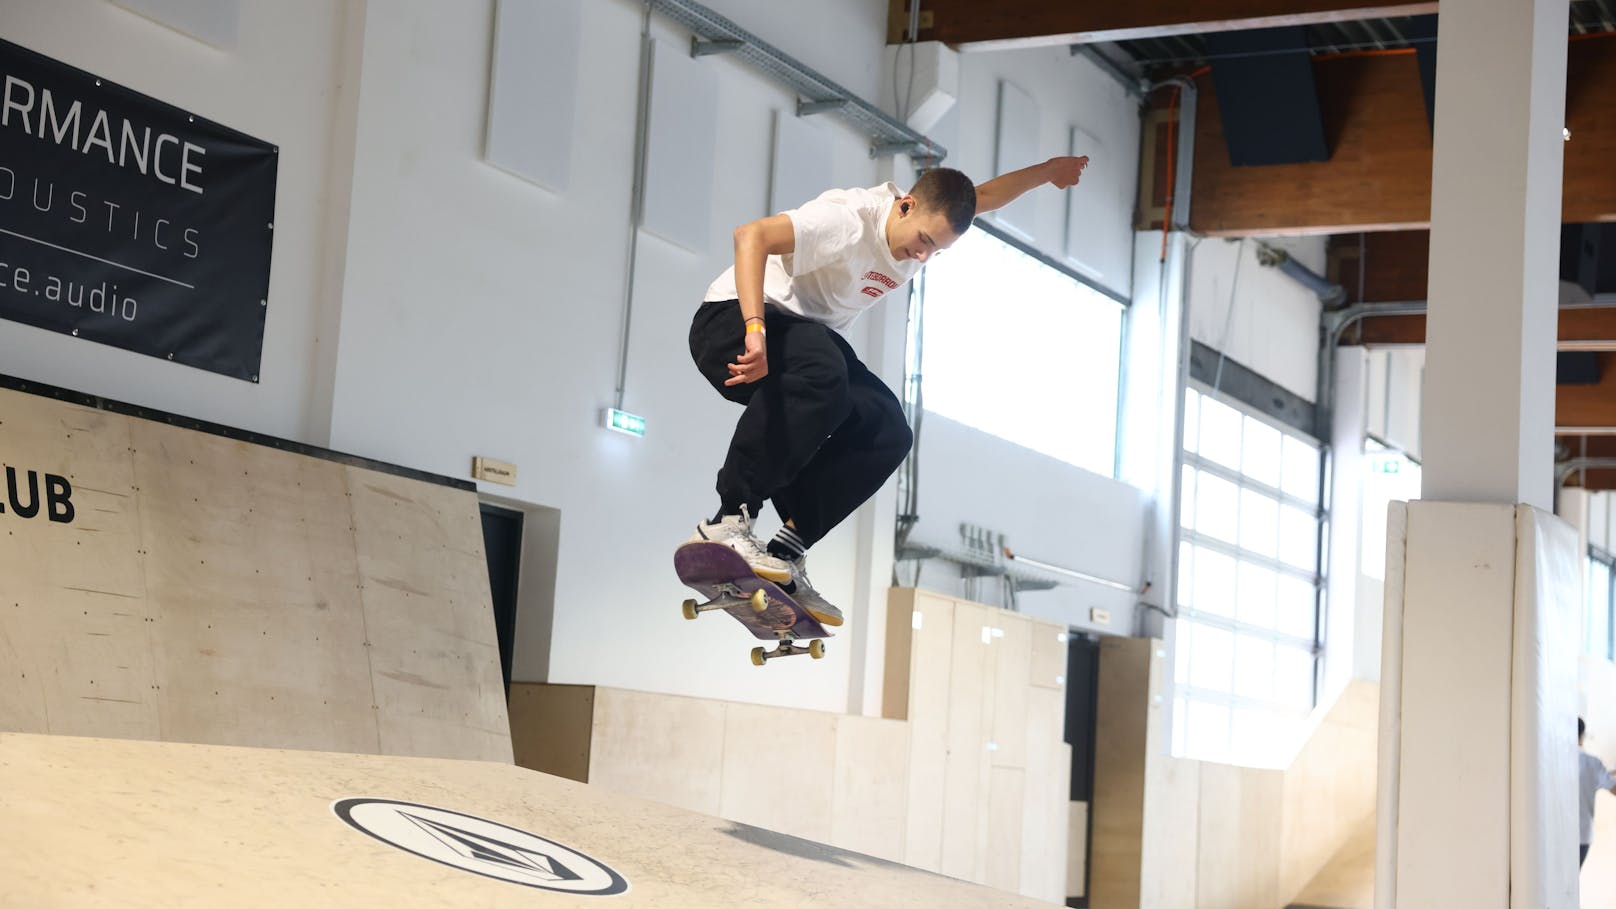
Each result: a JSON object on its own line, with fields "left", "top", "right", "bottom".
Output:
{"left": 687, "top": 156, "right": 1091, "bottom": 627}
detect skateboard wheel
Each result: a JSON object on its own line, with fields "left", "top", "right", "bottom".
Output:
{"left": 809, "top": 640, "right": 825, "bottom": 660}
{"left": 681, "top": 598, "right": 699, "bottom": 621}
{"left": 750, "top": 647, "right": 767, "bottom": 666}
{"left": 749, "top": 589, "right": 768, "bottom": 613}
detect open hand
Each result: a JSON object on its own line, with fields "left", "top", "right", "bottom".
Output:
{"left": 725, "top": 329, "right": 768, "bottom": 386}
{"left": 1047, "top": 155, "right": 1090, "bottom": 189}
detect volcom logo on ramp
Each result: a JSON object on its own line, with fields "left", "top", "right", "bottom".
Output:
{"left": 331, "top": 798, "right": 628, "bottom": 895}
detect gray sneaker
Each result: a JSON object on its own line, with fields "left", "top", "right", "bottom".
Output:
{"left": 785, "top": 556, "right": 843, "bottom": 627}
{"left": 691, "top": 504, "right": 791, "bottom": 583}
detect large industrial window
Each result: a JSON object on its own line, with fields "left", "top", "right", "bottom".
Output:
{"left": 1173, "top": 385, "right": 1324, "bottom": 768}
{"left": 920, "top": 222, "right": 1124, "bottom": 477}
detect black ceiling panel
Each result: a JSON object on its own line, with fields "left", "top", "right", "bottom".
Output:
{"left": 1205, "top": 27, "right": 1330, "bottom": 166}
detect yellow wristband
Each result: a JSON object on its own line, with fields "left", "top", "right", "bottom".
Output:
{"left": 746, "top": 322, "right": 765, "bottom": 333}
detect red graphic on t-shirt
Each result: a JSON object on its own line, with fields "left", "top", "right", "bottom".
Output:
{"left": 862, "top": 271, "right": 899, "bottom": 289}
{"left": 860, "top": 286, "right": 884, "bottom": 298}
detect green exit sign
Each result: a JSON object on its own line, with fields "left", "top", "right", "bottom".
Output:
{"left": 602, "top": 408, "right": 646, "bottom": 438}
{"left": 1372, "top": 458, "right": 1401, "bottom": 474}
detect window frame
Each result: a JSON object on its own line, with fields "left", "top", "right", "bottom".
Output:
{"left": 1172, "top": 381, "right": 1329, "bottom": 766}
{"left": 911, "top": 217, "right": 1129, "bottom": 478}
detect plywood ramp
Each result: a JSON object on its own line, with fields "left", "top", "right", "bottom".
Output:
{"left": 1288, "top": 810, "right": 1375, "bottom": 909}
{"left": 1093, "top": 635, "right": 1381, "bottom": 909}
{"left": 510, "top": 588, "right": 1073, "bottom": 905}
{"left": 0, "top": 732, "right": 1051, "bottom": 908}
{"left": 0, "top": 385, "right": 509, "bottom": 761}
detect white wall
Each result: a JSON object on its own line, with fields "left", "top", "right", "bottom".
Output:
{"left": 927, "top": 45, "right": 1140, "bottom": 296}
{"left": 1187, "top": 236, "right": 1327, "bottom": 403}
{"left": 1331, "top": 347, "right": 1369, "bottom": 696}
{"left": 1365, "top": 346, "right": 1426, "bottom": 458}
{"left": 1337, "top": 345, "right": 1428, "bottom": 688}
{"left": 4, "top": 0, "right": 1146, "bottom": 716}
{"left": 902, "top": 413, "right": 1146, "bottom": 636}
{"left": 891, "top": 45, "right": 1148, "bottom": 635}
{"left": 324, "top": 0, "right": 894, "bottom": 714}
{"left": 322, "top": 0, "right": 1152, "bottom": 714}
{"left": 2, "top": 0, "right": 359, "bottom": 444}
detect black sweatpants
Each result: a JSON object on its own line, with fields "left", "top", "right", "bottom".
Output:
{"left": 688, "top": 300, "right": 913, "bottom": 549}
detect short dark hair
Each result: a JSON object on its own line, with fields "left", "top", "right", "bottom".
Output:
{"left": 910, "top": 167, "right": 977, "bottom": 236}
{"left": 1581, "top": 717, "right": 1588, "bottom": 739}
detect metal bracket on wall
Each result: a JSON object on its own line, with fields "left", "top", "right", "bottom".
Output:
{"left": 652, "top": 0, "right": 946, "bottom": 163}
{"left": 894, "top": 543, "right": 1069, "bottom": 594}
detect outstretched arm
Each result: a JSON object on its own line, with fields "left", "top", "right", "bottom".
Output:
{"left": 974, "top": 156, "right": 1090, "bottom": 214}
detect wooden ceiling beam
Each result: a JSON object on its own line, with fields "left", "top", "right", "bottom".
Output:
{"left": 886, "top": 0, "right": 1438, "bottom": 50}
{"left": 1183, "top": 37, "right": 1616, "bottom": 235}
{"left": 1559, "top": 353, "right": 1616, "bottom": 430}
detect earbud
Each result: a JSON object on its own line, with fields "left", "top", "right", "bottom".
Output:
{"left": 901, "top": 203, "right": 910, "bottom": 214}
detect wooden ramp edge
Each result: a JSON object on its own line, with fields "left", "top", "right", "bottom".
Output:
{"left": 1287, "top": 810, "right": 1375, "bottom": 909}
{"left": 0, "top": 732, "right": 1055, "bottom": 907}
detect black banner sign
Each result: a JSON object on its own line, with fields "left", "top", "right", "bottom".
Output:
{"left": 0, "top": 38, "right": 277, "bottom": 381}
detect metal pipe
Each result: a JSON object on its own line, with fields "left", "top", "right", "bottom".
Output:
{"left": 1256, "top": 242, "right": 1348, "bottom": 305}
{"left": 614, "top": 3, "right": 656, "bottom": 413}
{"left": 1553, "top": 457, "right": 1616, "bottom": 512}
{"left": 1002, "top": 549, "right": 1137, "bottom": 592}
{"left": 1556, "top": 458, "right": 1616, "bottom": 487}
{"left": 1143, "top": 74, "right": 1199, "bottom": 634}
{"left": 1317, "top": 295, "right": 1616, "bottom": 436}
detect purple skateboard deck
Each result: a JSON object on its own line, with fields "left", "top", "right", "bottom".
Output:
{"left": 674, "top": 541, "right": 829, "bottom": 643}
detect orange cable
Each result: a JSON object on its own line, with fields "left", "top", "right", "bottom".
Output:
{"left": 1314, "top": 47, "right": 1417, "bottom": 61}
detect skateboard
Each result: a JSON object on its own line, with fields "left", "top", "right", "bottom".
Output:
{"left": 674, "top": 540, "right": 831, "bottom": 666}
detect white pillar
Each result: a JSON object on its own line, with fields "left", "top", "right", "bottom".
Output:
{"left": 1382, "top": 2, "right": 1579, "bottom": 908}
{"left": 1419, "top": 0, "right": 1566, "bottom": 509}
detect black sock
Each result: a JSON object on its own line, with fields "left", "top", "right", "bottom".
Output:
{"left": 767, "top": 525, "right": 806, "bottom": 562}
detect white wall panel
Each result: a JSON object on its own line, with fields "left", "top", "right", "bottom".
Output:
{"left": 1063, "top": 124, "right": 1114, "bottom": 286}
{"left": 641, "top": 38, "right": 718, "bottom": 251}
{"left": 112, "top": 0, "right": 239, "bottom": 48}
{"left": 769, "top": 110, "right": 834, "bottom": 216}
{"left": 991, "top": 79, "right": 1040, "bottom": 242}
{"left": 1393, "top": 501, "right": 1515, "bottom": 908}
{"left": 485, "top": 0, "right": 581, "bottom": 193}
{"left": 1510, "top": 507, "right": 1581, "bottom": 906}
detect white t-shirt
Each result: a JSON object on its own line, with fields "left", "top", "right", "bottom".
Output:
{"left": 704, "top": 182, "right": 923, "bottom": 331}
{"left": 1581, "top": 749, "right": 1614, "bottom": 845}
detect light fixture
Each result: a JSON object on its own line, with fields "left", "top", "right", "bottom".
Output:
{"left": 602, "top": 407, "right": 647, "bottom": 438}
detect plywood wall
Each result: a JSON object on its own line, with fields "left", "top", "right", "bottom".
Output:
{"left": 1091, "top": 637, "right": 1155, "bottom": 908}
{"left": 1093, "top": 633, "right": 1381, "bottom": 909}
{"left": 509, "top": 588, "right": 1073, "bottom": 903}
{"left": 0, "top": 386, "right": 510, "bottom": 762}
{"left": 513, "top": 684, "right": 912, "bottom": 865}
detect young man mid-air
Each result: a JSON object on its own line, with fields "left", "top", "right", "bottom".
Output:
{"left": 687, "top": 156, "right": 1090, "bottom": 626}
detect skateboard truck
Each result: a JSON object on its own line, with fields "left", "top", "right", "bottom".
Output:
{"left": 681, "top": 585, "right": 768, "bottom": 620}
{"left": 751, "top": 636, "right": 826, "bottom": 666}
